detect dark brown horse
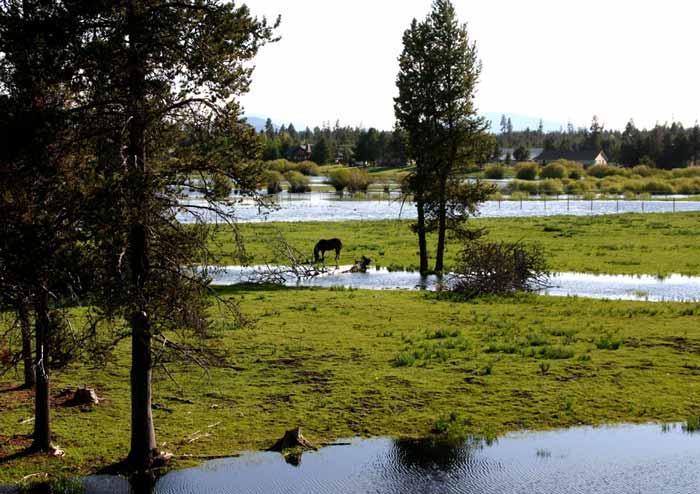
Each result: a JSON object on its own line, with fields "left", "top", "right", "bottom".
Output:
{"left": 314, "top": 238, "right": 342, "bottom": 264}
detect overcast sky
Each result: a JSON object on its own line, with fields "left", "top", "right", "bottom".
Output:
{"left": 239, "top": 0, "right": 699, "bottom": 132}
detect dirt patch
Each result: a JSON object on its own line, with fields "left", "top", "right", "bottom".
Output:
{"left": 666, "top": 336, "right": 700, "bottom": 354}
{"left": 269, "top": 356, "right": 304, "bottom": 368}
{"left": 382, "top": 375, "right": 412, "bottom": 387}
{"left": 0, "top": 384, "right": 33, "bottom": 409}
{"left": 511, "top": 390, "right": 534, "bottom": 400}
{"left": 0, "top": 434, "right": 32, "bottom": 457}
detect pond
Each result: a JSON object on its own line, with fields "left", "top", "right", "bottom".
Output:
{"left": 209, "top": 267, "right": 700, "bottom": 302}
{"left": 69, "top": 423, "right": 700, "bottom": 493}
{"left": 177, "top": 194, "right": 700, "bottom": 223}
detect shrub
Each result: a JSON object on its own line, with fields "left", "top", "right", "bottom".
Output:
{"left": 673, "top": 178, "right": 700, "bottom": 194}
{"left": 262, "top": 170, "right": 284, "bottom": 194}
{"left": 327, "top": 168, "right": 351, "bottom": 192}
{"left": 447, "top": 240, "right": 550, "bottom": 297}
{"left": 671, "top": 167, "right": 700, "bottom": 178}
{"left": 620, "top": 179, "right": 644, "bottom": 194}
{"left": 347, "top": 168, "right": 372, "bottom": 193}
{"left": 540, "top": 163, "right": 567, "bottom": 179}
{"left": 538, "top": 179, "right": 563, "bottom": 196}
{"left": 641, "top": 179, "right": 674, "bottom": 195}
{"left": 508, "top": 180, "right": 539, "bottom": 194}
{"left": 631, "top": 164, "right": 655, "bottom": 177}
{"left": 266, "top": 159, "right": 295, "bottom": 173}
{"left": 484, "top": 164, "right": 505, "bottom": 179}
{"left": 599, "top": 177, "right": 626, "bottom": 195}
{"left": 515, "top": 162, "right": 539, "bottom": 180}
{"left": 565, "top": 179, "right": 595, "bottom": 195}
{"left": 296, "top": 160, "right": 321, "bottom": 176}
{"left": 284, "top": 170, "right": 311, "bottom": 193}
{"left": 587, "top": 164, "right": 624, "bottom": 178}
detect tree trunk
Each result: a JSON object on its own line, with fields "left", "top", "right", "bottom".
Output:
{"left": 434, "top": 179, "right": 447, "bottom": 273}
{"left": 126, "top": 0, "right": 157, "bottom": 469}
{"left": 32, "top": 291, "right": 50, "bottom": 451}
{"left": 416, "top": 199, "right": 429, "bottom": 274}
{"left": 19, "top": 302, "right": 36, "bottom": 388}
{"left": 128, "top": 309, "right": 157, "bottom": 468}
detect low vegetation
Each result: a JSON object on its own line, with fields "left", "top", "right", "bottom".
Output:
{"left": 2, "top": 288, "right": 700, "bottom": 483}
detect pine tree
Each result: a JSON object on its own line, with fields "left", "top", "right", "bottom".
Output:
{"left": 75, "top": 0, "right": 277, "bottom": 469}
{"left": 395, "top": 0, "right": 492, "bottom": 273}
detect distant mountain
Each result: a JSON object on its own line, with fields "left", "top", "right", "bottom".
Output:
{"left": 244, "top": 114, "right": 310, "bottom": 133}
{"left": 244, "top": 115, "right": 269, "bottom": 132}
{"left": 483, "top": 113, "right": 566, "bottom": 134}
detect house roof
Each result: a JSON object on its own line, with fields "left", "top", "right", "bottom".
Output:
{"left": 534, "top": 149, "right": 607, "bottom": 162}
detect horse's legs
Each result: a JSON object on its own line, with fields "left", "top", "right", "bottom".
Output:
{"left": 335, "top": 247, "right": 340, "bottom": 267}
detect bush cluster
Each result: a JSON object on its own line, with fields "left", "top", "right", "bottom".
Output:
{"left": 284, "top": 170, "right": 311, "bottom": 193}
{"left": 327, "top": 167, "right": 373, "bottom": 193}
{"left": 266, "top": 159, "right": 320, "bottom": 176}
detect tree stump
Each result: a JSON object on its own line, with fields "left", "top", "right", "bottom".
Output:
{"left": 347, "top": 256, "right": 371, "bottom": 273}
{"left": 68, "top": 386, "right": 100, "bottom": 406}
{"left": 269, "top": 427, "right": 317, "bottom": 452}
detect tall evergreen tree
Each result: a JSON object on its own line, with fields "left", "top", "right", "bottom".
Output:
{"left": 264, "top": 118, "right": 275, "bottom": 138}
{"left": 311, "top": 135, "right": 330, "bottom": 164}
{"left": 0, "top": 0, "right": 98, "bottom": 452}
{"left": 499, "top": 114, "right": 508, "bottom": 134}
{"left": 75, "top": 0, "right": 277, "bottom": 469}
{"left": 395, "top": 0, "right": 491, "bottom": 273}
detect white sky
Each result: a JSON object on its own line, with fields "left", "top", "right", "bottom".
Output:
{"left": 240, "top": 0, "right": 700, "bottom": 132}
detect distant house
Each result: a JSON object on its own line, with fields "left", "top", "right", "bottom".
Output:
{"left": 290, "top": 143, "right": 313, "bottom": 162}
{"left": 499, "top": 148, "right": 543, "bottom": 162}
{"left": 534, "top": 149, "right": 609, "bottom": 167}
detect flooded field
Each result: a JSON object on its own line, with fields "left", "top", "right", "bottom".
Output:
{"left": 177, "top": 193, "right": 700, "bottom": 223}
{"left": 209, "top": 266, "right": 700, "bottom": 302}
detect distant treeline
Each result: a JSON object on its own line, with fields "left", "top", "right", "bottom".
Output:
{"left": 258, "top": 118, "right": 408, "bottom": 165}
{"left": 497, "top": 116, "right": 700, "bottom": 169}
{"left": 256, "top": 116, "right": 700, "bottom": 170}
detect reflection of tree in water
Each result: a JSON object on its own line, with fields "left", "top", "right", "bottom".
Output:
{"left": 128, "top": 471, "right": 156, "bottom": 494}
{"left": 390, "top": 437, "right": 484, "bottom": 475}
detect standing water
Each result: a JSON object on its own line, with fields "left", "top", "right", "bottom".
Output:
{"left": 74, "top": 423, "right": 700, "bottom": 494}
{"left": 209, "top": 266, "right": 700, "bottom": 302}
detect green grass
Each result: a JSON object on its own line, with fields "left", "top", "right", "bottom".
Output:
{"left": 2, "top": 287, "right": 700, "bottom": 483}
{"left": 209, "top": 212, "right": 700, "bottom": 275}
